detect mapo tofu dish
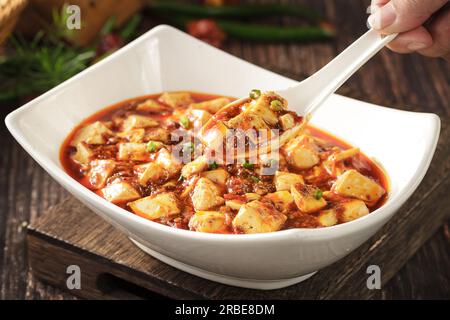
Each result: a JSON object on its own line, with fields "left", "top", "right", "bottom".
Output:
{"left": 61, "top": 90, "right": 388, "bottom": 234}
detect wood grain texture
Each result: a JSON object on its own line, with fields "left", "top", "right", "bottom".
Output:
{"left": 1, "top": 0, "right": 449, "bottom": 299}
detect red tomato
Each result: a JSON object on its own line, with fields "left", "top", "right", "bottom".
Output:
{"left": 186, "top": 19, "right": 226, "bottom": 47}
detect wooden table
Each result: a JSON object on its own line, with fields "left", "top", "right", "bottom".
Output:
{"left": 0, "top": 0, "right": 449, "bottom": 299}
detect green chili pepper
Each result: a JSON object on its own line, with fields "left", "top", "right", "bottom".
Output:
{"left": 216, "top": 20, "right": 334, "bottom": 42}
{"left": 162, "top": 14, "right": 334, "bottom": 42}
{"left": 149, "top": 1, "right": 324, "bottom": 25}
{"left": 250, "top": 175, "right": 260, "bottom": 183}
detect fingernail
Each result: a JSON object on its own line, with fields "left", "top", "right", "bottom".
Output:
{"left": 367, "top": 4, "right": 380, "bottom": 15}
{"left": 368, "top": 2, "right": 396, "bottom": 30}
{"left": 407, "top": 42, "right": 428, "bottom": 51}
{"left": 366, "top": 4, "right": 377, "bottom": 15}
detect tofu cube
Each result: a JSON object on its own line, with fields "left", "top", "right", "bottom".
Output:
{"left": 330, "top": 147, "right": 360, "bottom": 162}
{"left": 274, "top": 171, "right": 304, "bottom": 191}
{"left": 117, "top": 128, "right": 145, "bottom": 143}
{"left": 246, "top": 98, "right": 279, "bottom": 126}
{"left": 145, "top": 128, "right": 171, "bottom": 143}
{"left": 155, "top": 148, "right": 183, "bottom": 178}
{"left": 122, "top": 115, "right": 158, "bottom": 132}
{"left": 317, "top": 209, "right": 338, "bottom": 227}
{"left": 232, "top": 200, "right": 287, "bottom": 234}
{"left": 264, "top": 191, "right": 294, "bottom": 212}
{"left": 279, "top": 113, "right": 295, "bottom": 130}
{"left": 102, "top": 182, "right": 140, "bottom": 203}
{"left": 199, "top": 120, "right": 229, "bottom": 150}
{"left": 181, "top": 155, "right": 208, "bottom": 178}
{"left": 159, "top": 92, "right": 193, "bottom": 108}
{"left": 70, "top": 121, "right": 113, "bottom": 146}
{"left": 225, "top": 199, "right": 244, "bottom": 211}
{"left": 129, "top": 192, "right": 180, "bottom": 220}
{"left": 248, "top": 91, "right": 288, "bottom": 125}
{"left": 189, "top": 211, "right": 228, "bottom": 233}
{"left": 189, "top": 109, "right": 212, "bottom": 128}
{"left": 189, "top": 97, "right": 231, "bottom": 113}
{"left": 201, "top": 168, "right": 229, "bottom": 186}
{"left": 225, "top": 193, "right": 260, "bottom": 211}
{"left": 291, "top": 184, "right": 327, "bottom": 213}
{"left": 245, "top": 193, "right": 261, "bottom": 201}
{"left": 136, "top": 99, "right": 171, "bottom": 112}
{"left": 283, "top": 135, "right": 320, "bottom": 170}
{"left": 335, "top": 199, "right": 369, "bottom": 223}
{"left": 134, "top": 162, "right": 164, "bottom": 185}
{"left": 191, "top": 178, "right": 224, "bottom": 211}
{"left": 332, "top": 169, "right": 385, "bottom": 203}
{"left": 88, "top": 159, "right": 116, "bottom": 189}
{"left": 117, "top": 143, "right": 149, "bottom": 161}
{"left": 72, "top": 142, "right": 93, "bottom": 165}
{"left": 227, "top": 112, "right": 270, "bottom": 131}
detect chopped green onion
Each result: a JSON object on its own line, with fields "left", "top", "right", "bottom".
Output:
{"left": 147, "top": 141, "right": 157, "bottom": 153}
{"left": 183, "top": 142, "right": 195, "bottom": 154}
{"left": 209, "top": 161, "right": 219, "bottom": 170}
{"left": 180, "top": 115, "right": 190, "bottom": 129}
{"left": 266, "top": 159, "right": 276, "bottom": 167}
{"left": 270, "top": 99, "right": 283, "bottom": 111}
{"left": 250, "top": 175, "right": 260, "bottom": 183}
{"left": 249, "top": 89, "right": 261, "bottom": 100}
{"left": 314, "top": 189, "right": 323, "bottom": 200}
{"left": 242, "top": 161, "right": 254, "bottom": 169}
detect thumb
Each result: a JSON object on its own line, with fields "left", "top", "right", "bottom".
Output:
{"left": 368, "top": 0, "right": 449, "bottom": 33}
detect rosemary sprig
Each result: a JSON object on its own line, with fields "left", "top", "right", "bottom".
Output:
{"left": 0, "top": 6, "right": 142, "bottom": 103}
{"left": 0, "top": 35, "right": 94, "bottom": 102}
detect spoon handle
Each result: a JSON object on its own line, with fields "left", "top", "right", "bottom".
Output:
{"left": 281, "top": 29, "right": 397, "bottom": 114}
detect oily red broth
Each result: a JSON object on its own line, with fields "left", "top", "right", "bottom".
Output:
{"left": 61, "top": 91, "right": 388, "bottom": 234}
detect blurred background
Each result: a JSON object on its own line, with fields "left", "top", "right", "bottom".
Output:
{"left": 0, "top": 0, "right": 448, "bottom": 299}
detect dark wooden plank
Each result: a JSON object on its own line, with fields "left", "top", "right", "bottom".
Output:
{"left": 379, "top": 222, "right": 450, "bottom": 299}
{"left": 0, "top": 130, "right": 73, "bottom": 300}
{"left": 1, "top": 0, "right": 449, "bottom": 300}
{"left": 26, "top": 120, "right": 449, "bottom": 299}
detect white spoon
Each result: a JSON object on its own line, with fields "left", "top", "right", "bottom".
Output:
{"left": 278, "top": 28, "right": 397, "bottom": 114}
{"left": 199, "top": 29, "right": 397, "bottom": 156}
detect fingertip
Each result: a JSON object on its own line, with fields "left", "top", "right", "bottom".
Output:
{"left": 368, "top": 2, "right": 396, "bottom": 30}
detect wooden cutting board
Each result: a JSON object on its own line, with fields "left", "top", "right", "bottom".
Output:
{"left": 26, "top": 117, "right": 449, "bottom": 300}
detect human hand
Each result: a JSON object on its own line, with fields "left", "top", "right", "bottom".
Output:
{"left": 368, "top": 0, "right": 450, "bottom": 60}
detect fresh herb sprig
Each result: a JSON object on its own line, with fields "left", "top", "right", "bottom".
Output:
{"left": 0, "top": 35, "right": 94, "bottom": 102}
{"left": 0, "top": 7, "right": 142, "bottom": 103}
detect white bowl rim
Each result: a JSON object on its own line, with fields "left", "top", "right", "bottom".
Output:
{"left": 4, "top": 24, "right": 441, "bottom": 242}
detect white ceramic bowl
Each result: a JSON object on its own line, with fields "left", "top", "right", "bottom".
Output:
{"left": 5, "top": 25, "right": 440, "bottom": 290}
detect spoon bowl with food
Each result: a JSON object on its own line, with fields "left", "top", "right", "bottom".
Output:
{"left": 199, "top": 29, "right": 397, "bottom": 161}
